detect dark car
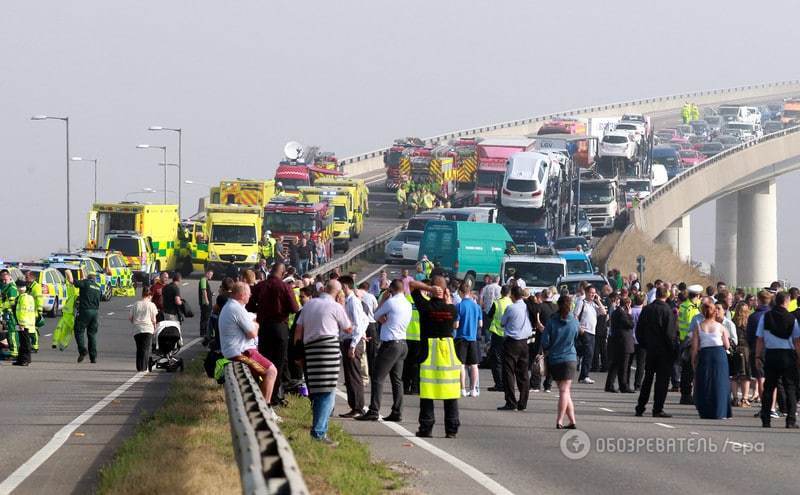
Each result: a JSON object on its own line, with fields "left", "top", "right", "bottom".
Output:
{"left": 717, "top": 135, "right": 741, "bottom": 149}
{"left": 651, "top": 145, "right": 681, "bottom": 178}
{"left": 696, "top": 142, "right": 725, "bottom": 157}
{"left": 554, "top": 236, "right": 591, "bottom": 253}
{"left": 763, "top": 120, "right": 784, "bottom": 134}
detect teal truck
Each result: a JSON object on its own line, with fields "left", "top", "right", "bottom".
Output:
{"left": 417, "top": 221, "right": 513, "bottom": 285}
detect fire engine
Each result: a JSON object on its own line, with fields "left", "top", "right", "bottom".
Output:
{"left": 262, "top": 198, "right": 334, "bottom": 259}
{"left": 383, "top": 137, "right": 425, "bottom": 191}
{"left": 274, "top": 141, "right": 343, "bottom": 197}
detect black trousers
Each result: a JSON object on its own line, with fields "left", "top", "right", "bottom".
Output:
{"left": 502, "top": 338, "right": 530, "bottom": 409}
{"left": 403, "top": 340, "right": 421, "bottom": 394}
{"left": 636, "top": 351, "right": 673, "bottom": 414}
{"left": 259, "top": 321, "right": 289, "bottom": 404}
{"left": 490, "top": 332, "right": 505, "bottom": 388}
{"left": 419, "top": 398, "right": 459, "bottom": 435}
{"left": 365, "top": 323, "right": 379, "bottom": 378}
{"left": 605, "top": 340, "right": 632, "bottom": 391}
{"left": 341, "top": 339, "right": 365, "bottom": 412}
{"left": 369, "top": 340, "right": 407, "bottom": 416}
{"left": 592, "top": 319, "right": 608, "bottom": 372}
{"left": 16, "top": 328, "right": 31, "bottom": 365}
{"left": 134, "top": 333, "right": 153, "bottom": 372}
{"left": 679, "top": 352, "right": 694, "bottom": 402}
{"left": 200, "top": 304, "right": 211, "bottom": 339}
{"left": 626, "top": 344, "right": 647, "bottom": 390}
{"left": 760, "top": 349, "right": 799, "bottom": 425}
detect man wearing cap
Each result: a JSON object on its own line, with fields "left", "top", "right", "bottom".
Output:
{"left": 678, "top": 285, "right": 703, "bottom": 404}
{"left": 260, "top": 231, "right": 277, "bottom": 264}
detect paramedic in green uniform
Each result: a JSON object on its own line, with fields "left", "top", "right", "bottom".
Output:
{"left": 66, "top": 270, "right": 102, "bottom": 363}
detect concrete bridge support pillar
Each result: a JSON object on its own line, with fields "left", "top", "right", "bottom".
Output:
{"left": 736, "top": 180, "right": 777, "bottom": 289}
{"left": 714, "top": 193, "right": 738, "bottom": 286}
{"left": 655, "top": 214, "right": 691, "bottom": 263}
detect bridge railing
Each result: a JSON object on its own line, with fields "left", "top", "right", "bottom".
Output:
{"left": 224, "top": 361, "right": 309, "bottom": 495}
{"left": 307, "top": 225, "right": 405, "bottom": 279}
{"left": 341, "top": 79, "right": 800, "bottom": 176}
{"left": 637, "top": 123, "right": 800, "bottom": 212}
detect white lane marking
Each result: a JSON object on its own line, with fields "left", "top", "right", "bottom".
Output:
{"left": 363, "top": 173, "right": 386, "bottom": 185}
{"left": 689, "top": 431, "right": 699, "bottom": 436}
{"left": 44, "top": 333, "right": 52, "bottom": 337}
{"left": 654, "top": 422, "right": 675, "bottom": 429}
{"left": 125, "top": 304, "right": 134, "bottom": 308}
{"left": 334, "top": 389, "right": 514, "bottom": 495}
{"left": 0, "top": 337, "right": 201, "bottom": 494}
{"left": 106, "top": 312, "right": 115, "bottom": 316}
{"left": 599, "top": 407, "right": 614, "bottom": 412}
{"left": 181, "top": 282, "right": 189, "bottom": 286}
{"left": 357, "top": 264, "right": 388, "bottom": 286}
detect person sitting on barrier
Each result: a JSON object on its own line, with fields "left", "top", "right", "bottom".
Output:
{"left": 219, "top": 282, "right": 278, "bottom": 413}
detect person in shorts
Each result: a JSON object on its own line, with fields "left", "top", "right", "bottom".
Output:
{"left": 219, "top": 282, "right": 277, "bottom": 403}
{"left": 455, "top": 282, "right": 482, "bottom": 397}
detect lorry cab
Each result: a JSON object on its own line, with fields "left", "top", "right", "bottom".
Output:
{"left": 500, "top": 152, "right": 553, "bottom": 210}
{"left": 501, "top": 252, "right": 566, "bottom": 295}
{"left": 417, "top": 221, "right": 513, "bottom": 284}
{"left": 205, "top": 205, "right": 262, "bottom": 273}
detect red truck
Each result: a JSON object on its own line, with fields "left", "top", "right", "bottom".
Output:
{"left": 473, "top": 137, "right": 536, "bottom": 204}
{"left": 383, "top": 137, "right": 425, "bottom": 191}
{"left": 274, "top": 144, "right": 343, "bottom": 196}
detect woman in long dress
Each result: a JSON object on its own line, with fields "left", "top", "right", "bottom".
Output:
{"left": 691, "top": 300, "right": 732, "bottom": 419}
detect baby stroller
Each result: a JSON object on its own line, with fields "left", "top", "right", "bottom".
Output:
{"left": 149, "top": 320, "right": 185, "bottom": 372}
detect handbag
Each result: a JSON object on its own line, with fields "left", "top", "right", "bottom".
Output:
{"left": 534, "top": 353, "right": 547, "bottom": 377}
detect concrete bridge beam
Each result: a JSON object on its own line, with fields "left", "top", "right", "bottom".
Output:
{"left": 714, "top": 193, "right": 739, "bottom": 286}
{"left": 736, "top": 180, "right": 777, "bottom": 289}
{"left": 655, "top": 214, "right": 691, "bottom": 262}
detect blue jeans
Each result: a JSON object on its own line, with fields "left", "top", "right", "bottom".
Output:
{"left": 298, "top": 258, "right": 310, "bottom": 275}
{"left": 309, "top": 391, "right": 336, "bottom": 439}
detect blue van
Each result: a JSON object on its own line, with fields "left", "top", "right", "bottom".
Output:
{"left": 651, "top": 146, "right": 682, "bottom": 179}
{"left": 560, "top": 251, "right": 594, "bottom": 275}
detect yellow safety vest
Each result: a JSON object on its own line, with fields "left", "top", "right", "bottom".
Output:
{"left": 489, "top": 297, "right": 512, "bottom": 337}
{"left": 288, "top": 287, "right": 301, "bottom": 327}
{"left": 406, "top": 294, "right": 420, "bottom": 341}
{"left": 15, "top": 292, "right": 36, "bottom": 330}
{"left": 419, "top": 337, "right": 462, "bottom": 400}
{"left": 678, "top": 299, "right": 700, "bottom": 342}
{"left": 28, "top": 281, "right": 43, "bottom": 314}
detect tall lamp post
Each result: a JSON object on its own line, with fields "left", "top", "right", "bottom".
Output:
{"left": 71, "top": 156, "right": 99, "bottom": 203}
{"left": 136, "top": 144, "right": 168, "bottom": 204}
{"left": 149, "top": 126, "right": 182, "bottom": 217}
{"left": 32, "top": 114, "right": 70, "bottom": 250}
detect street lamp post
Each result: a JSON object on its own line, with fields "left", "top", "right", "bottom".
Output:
{"left": 125, "top": 188, "right": 157, "bottom": 201}
{"left": 136, "top": 144, "right": 168, "bottom": 204}
{"left": 149, "top": 126, "right": 182, "bottom": 217}
{"left": 32, "top": 115, "right": 70, "bottom": 251}
{"left": 71, "top": 156, "right": 99, "bottom": 203}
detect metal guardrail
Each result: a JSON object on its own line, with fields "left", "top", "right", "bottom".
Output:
{"left": 224, "top": 361, "right": 309, "bottom": 495}
{"left": 339, "top": 79, "right": 800, "bottom": 170}
{"left": 307, "top": 224, "right": 404, "bottom": 278}
{"left": 637, "top": 123, "right": 800, "bottom": 212}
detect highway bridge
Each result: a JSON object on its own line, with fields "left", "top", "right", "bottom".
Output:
{"left": 3, "top": 81, "right": 800, "bottom": 495}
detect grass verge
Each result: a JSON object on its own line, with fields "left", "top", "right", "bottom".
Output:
{"left": 279, "top": 395, "right": 405, "bottom": 494}
{"left": 96, "top": 358, "right": 240, "bottom": 494}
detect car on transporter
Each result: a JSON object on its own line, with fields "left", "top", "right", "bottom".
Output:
{"left": 384, "top": 230, "right": 423, "bottom": 264}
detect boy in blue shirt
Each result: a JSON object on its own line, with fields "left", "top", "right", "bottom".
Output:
{"left": 455, "top": 282, "right": 483, "bottom": 397}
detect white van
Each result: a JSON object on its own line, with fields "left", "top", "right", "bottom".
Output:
{"left": 500, "top": 151, "right": 553, "bottom": 209}
{"left": 650, "top": 164, "right": 669, "bottom": 188}
{"left": 718, "top": 105, "right": 761, "bottom": 125}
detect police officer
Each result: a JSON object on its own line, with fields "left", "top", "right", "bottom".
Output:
{"left": 25, "top": 270, "right": 44, "bottom": 352}
{"left": 0, "top": 269, "right": 19, "bottom": 360}
{"left": 260, "top": 231, "right": 276, "bottom": 263}
{"left": 396, "top": 186, "right": 407, "bottom": 218}
{"left": 66, "top": 269, "right": 102, "bottom": 363}
{"left": 13, "top": 280, "right": 35, "bottom": 366}
{"left": 756, "top": 292, "right": 800, "bottom": 428}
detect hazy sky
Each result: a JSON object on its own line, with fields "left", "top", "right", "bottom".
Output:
{"left": 2, "top": 1, "right": 799, "bottom": 280}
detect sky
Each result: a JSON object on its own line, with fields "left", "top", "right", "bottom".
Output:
{"left": 2, "top": 1, "right": 799, "bottom": 280}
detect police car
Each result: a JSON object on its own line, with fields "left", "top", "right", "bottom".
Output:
{"left": 14, "top": 263, "right": 69, "bottom": 316}
{"left": 79, "top": 249, "right": 133, "bottom": 290}
{"left": 47, "top": 254, "right": 112, "bottom": 301}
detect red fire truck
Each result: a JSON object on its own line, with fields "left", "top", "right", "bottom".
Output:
{"left": 262, "top": 198, "right": 334, "bottom": 260}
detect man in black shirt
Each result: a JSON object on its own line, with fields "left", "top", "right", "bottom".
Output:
{"left": 635, "top": 287, "right": 678, "bottom": 418}
{"left": 162, "top": 272, "right": 184, "bottom": 321}
{"left": 409, "top": 274, "right": 460, "bottom": 438}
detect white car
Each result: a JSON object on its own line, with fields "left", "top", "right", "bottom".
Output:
{"left": 500, "top": 151, "right": 554, "bottom": 209}
{"left": 599, "top": 131, "right": 637, "bottom": 161}
{"left": 384, "top": 230, "right": 423, "bottom": 264}
{"left": 614, "top": 121, "right": 646, "bottom": 144}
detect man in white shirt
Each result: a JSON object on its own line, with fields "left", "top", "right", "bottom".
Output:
{"left": 340, "top": 276, "right": 368, "bottom": 417}
{"left": 358, "top": 281, "right": 380, "bottom": 384}
{"left": 357, "top": 279, "right": 412, "bottom": 422}
{"left": 574, "top": 284, "right": 607, "bottom": 384}
{"left": 219, "top": 282, "right": 277, "bottom": 402}
{"left": 480, "top": 275, "right": 501, "bottom": 348}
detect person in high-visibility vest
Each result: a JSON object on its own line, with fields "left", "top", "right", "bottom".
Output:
{"left": 25, "top": 270, "right": 44, "bottom": 352}
{"left": 690, "top": 103, "right": 700, "bottom": 122}
{"left": 485, "top": 285, "right": 512, "bottom": 391}
{"left": 681, "top": 103, "right": 691, "bottom": 124}
{"left": 0, "top": 269, "right": 20, "bottom": 360}
{"left": 402, "top": 292, "right": 422, "bottom": 394}
{"left": 409, "top": 274, "right": 460, "bottom": 438}
{"left": 260, "top": 231, "right": 276, "bottom": 263}
{"left": 678, "top": 285, "right": 703, "bottom": 405}
{"left": 420, "top": 256, "right": 433, "bottom": 278}
{"left": 13, "top": 280, "right": 35, "bottom": 366}
{"left": 396, "top": 186, "right": 407, "bottom": 218}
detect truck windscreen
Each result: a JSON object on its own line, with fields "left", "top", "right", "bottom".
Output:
{"left": 476, "top": 170, "right": 502, "bottom": 188}
{"left": 277, "top": 178, "right": 308, "bottom": 191}
{"left": 105, "top": 212, "right": 136, "bottom": 231}
{"left": 264, "top": 213, "right": 315, "bottom": 233}
{"left": 579, "top": 185, "right": 614, "bottom": 204}
{"left": 333, "top": 206, "right": 347, "bottom": 221}
{"left": 211, "top": 225, "right": 257, "bottom": 244}
{"left": 107, "top": 237, "right": 140, "bottom": 256}
{"left": 504, "top": 261, "right": 563, "bottom": 286}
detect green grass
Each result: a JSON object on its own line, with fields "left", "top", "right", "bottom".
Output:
{"left": 279, "top": 395, "right": 405, "bottom": 494}
{"left": 96, "top": 358, "right": 240, "bottom": 495}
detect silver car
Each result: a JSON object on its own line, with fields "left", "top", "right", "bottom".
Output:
{"left": 384, "top": 230, "right": 424, "bottom": 264}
